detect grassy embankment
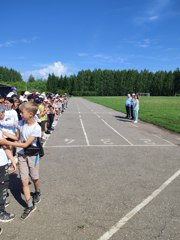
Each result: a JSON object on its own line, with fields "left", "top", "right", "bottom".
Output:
{"left": 83, "top": 96, "right": 180, "bottom": 133}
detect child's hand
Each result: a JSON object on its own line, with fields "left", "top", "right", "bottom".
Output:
{"left": 11, "top": 160, "right": 17, "bottom": 172}
{"left": 10, "top": 160, "right": 17, "bottom": 173}
{"left": 0, "top": 139, "right": 8, "bottom": 144}
{"left": 13, "top": 121, "right": 18, "bottom": 127}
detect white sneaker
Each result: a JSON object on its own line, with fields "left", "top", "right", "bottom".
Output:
{"left": 134, "top": 121, "right": 138, "bottom": 123}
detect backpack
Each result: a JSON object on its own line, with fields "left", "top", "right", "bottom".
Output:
{"left": 37, "top": 137, "right": 44, "bottom": 158}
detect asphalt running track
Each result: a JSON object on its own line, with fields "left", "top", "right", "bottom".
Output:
{"left": 2, "top": 97, "right": 180, "bottom": 240}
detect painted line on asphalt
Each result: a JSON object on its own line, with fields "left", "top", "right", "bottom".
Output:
{"left": 46, "top": 144, "right": 174, "bottom": 148}
{"left": 130, "top": 123, "right": 138, "bottom": 128}
{"left": 97, "top": 169, "right": 180, "bottom": 240}
{"left": 79, "top": 118, "right": 90, "bottom": 146}
{"left": 101, "top": 119, "right": 134, "bottom": 145}
{"left": 153, "top": 134, "right": 175, "bottom": 146}
{"left": 77, "top": 103, "right": 90, "bottom": 146}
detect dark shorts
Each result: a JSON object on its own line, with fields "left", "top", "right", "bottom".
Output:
{"left": 39, "top": 120, "right": 47, "bottom": 132}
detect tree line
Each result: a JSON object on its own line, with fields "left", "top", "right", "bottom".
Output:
{"left": 47, "top": 69, "right": 180, "bottom": 96}
{"left": 0, "top": 66, "right": 180, "bottom": 96}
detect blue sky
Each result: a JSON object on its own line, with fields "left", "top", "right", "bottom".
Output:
{"left": 0, "top": 0, "right": 180, "bottom": 80}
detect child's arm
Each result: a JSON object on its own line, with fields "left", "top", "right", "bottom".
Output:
{"left": 0, "top": 136, "right": 36, "bottom": 148}
{"left": 2, "top": 130, "right": 19, "bottom": 141}
{"left": 3, "top": 147, "right": 17, "bottom": 172}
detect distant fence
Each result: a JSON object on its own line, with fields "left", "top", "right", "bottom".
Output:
{"left": 138, "top": 92, "right": 150, "bottom": 96}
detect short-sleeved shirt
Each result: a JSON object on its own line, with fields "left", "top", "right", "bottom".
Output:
{"left": 17, "top": 120, "right": 41, "bottom": 155}
{"left": 38, "top": 105, "right": 47, "bottom": 121}
{"left": 0, "top": 130, "right": 8, "bottom": 166}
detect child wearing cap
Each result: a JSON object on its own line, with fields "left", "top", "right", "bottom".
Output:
{"left": 6, "top": 87, "right": 17, "bottom": 98}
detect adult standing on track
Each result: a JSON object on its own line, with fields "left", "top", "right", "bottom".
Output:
{"left": 131, "top": 93, "right": 135, "bottom": 120}
{"left": 125, "top": 94, "right": 132, "bottom": 119}
{"left": 133, "top": 94, "right": 140, "bottom": 123}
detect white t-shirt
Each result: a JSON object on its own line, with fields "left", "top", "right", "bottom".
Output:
{"left": 5, "top": 109, "right": 18, "bottom": 122}
{"left": 6, "top": 91, "right": 15, "bottom": 97}
{"left": 0, "top": 130, "right": 8, "bottom": 166}
{"left": 17, "top": 120, "right": 41, "bottom": 155}
{"left": 0, "top": 117, "right": 17, "bottom": 135}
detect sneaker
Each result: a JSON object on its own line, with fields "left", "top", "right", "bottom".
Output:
{"left": 134, "top": 121, "right": 138, "bottom": 123}
{"left": 5, "top": 200, "right": 10, "bottom": 208}
{"left": 0, "top": 211, "right": 15, "bottom": 222}
{"left": 41, "top": 138, "right": 46, "bottom": 143}
{"left": 0, "top": 227, "right": 3, "bottom": 235}
{"left": 33, "top": 192, "right": 41, "bottom": 204}
{"left": 45, "top": 130, "right": 51, "bottom": 134}
{"left": 21, "top": 205, "right": 36, "bottom": 220}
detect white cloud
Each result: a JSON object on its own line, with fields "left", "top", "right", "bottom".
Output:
{"left": 148, "top": 15, "right": 159, "bottom": 21}
{"left": 0, "top": 37, "right": 39, "bottom": 48}
{"left": 22, "top": 61, "right": 68, "bottom": 80}
{"left": 128, "top": 38, "right": 151, "bottom": 48}
{"left": 93, "top": 54, "right": 112, "bottom": 60}
{"left": 0, "top": 40, "right": 16, "bottom": 48}
{"left": 134, "top": 0, "right": 170, "bottom": 24}
{"left": 77, "top": 52, "right": 89, "bottom": 57}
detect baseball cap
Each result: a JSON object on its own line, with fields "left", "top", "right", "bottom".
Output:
{"left": 11, "top": 87, "right": 17, "bottom": 91}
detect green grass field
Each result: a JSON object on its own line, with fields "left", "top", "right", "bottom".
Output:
{"left": 83, "top": 96, "right": 180, "bottom": 133}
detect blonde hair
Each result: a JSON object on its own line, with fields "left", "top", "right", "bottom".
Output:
{"left": 19, "top": 101, "right": 38, "bottom": 116}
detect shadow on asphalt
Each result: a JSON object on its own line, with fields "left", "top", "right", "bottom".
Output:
{"left": 9, "top": 173, "right": 26, "bottom": 208}
{"left": 114, "top": 115, "right": 132, "bottom": 122}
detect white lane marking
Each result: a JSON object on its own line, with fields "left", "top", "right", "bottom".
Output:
{"left": 101, "top": 119, "right": 133, "bottom": 146}
{"left": 130, "top": 123, "right": 138, "bottom": 128}
{"left": 76, "top": 104, "right": 81, "bottom": 114}
{"left": 64, "top": 138, "right": 75, "bottom": 145}
{"left": 153, "top": 134, "right": 175, "bottom": 146}
{"left": 79, "top": 118, "right": 90, "bottom": 146}
{"left": 97, "top": 169, "right": 180, "bottom": 240}
{"left": 46, "top": 144, "right": 174, "bottom": 148}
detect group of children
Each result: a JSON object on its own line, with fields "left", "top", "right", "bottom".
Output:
{"left": 0, "top": 87, "right": 68, "bottom": 235}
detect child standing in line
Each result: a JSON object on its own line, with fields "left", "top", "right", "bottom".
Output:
{"left": 0, "top": 102, "right": 42, "bottom": 220}
{"left": 0, "top": 128, "right": 16, "bottom": 223}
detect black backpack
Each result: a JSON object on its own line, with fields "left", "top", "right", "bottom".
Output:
{"left": 37, "top": 137, "right": 44, "bottom": 158}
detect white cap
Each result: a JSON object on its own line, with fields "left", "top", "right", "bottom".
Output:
{"left": 24, "top": 91, "right": 31, "bottom": 95}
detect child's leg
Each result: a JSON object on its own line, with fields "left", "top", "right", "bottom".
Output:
{"left": 18, "top": 156, "right": 33, "bottom": 208}
{"left": 0, "top": 165, "right": 9, "bottom": 212}
{"left": 0, "top": 164, "right": 15, "bottom": 222}
{"left": 21, "top": 179, "right": 31, "bottom": 202}
{"left": 32, "top": 179, "right": 40, "bottom": 192}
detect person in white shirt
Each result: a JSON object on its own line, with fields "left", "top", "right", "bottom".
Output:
{"left": 0, "top": 128, "right": 16, "bottom": 223}
{"left": 6, "top": 87, "right": 17, "bottom": 98}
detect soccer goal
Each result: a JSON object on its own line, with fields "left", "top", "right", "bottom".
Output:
{"left": 138, "top": 92, "right": 150, "bottom": 96}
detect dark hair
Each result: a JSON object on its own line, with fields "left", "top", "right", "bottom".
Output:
{"left": 5, "top": 97, "right": 14, "bottom": 104}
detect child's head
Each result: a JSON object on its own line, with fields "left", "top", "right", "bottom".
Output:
{"left": 5, "top": 97, "right": 14, "bottom": 110}
{"left": 19, "top": 102, "right": 38, "bottom": 119}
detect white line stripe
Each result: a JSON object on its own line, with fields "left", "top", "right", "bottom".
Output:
{"left": 97, "top": 169, "right": 180, "bottom": 240}
{"left": 80, "top": 118, "right": 90, "bottom": 146}
{"left": 101, "top": 119, "right": 133, "bottom": 145}
{"left": 130, "top": 123, "right": 138, "bottom": 128}
{"left": 153, "top": 134, "right": 175, "bottom": 146}
{"left": 46, "top": 144, "right": 174, "bottom": 148}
